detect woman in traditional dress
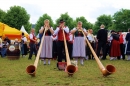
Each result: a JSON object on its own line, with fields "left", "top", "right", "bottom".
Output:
{"left": 125, "top": 29, "right": 130, "bottom": 60}
{"left": 71, "top": 21, "right": 87, "bottom": 65}
{"left": 39, "top": 19, "right": 54, "bottom": 65}
{"left": 109, "top": 30, "right": 121, "bottom": 60}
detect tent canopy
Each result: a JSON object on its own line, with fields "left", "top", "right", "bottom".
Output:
{"left": 20, "top": 25, "right": 28, "bottom": 34}
{"left": 2, "top": 25, "right": 22, "bottom": 40}
{"left": 0, "top": 22, "right": 5, "bottom": 36}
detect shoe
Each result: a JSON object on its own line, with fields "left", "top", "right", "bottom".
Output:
{"left": 28, "top": 58, "right": 31, "bottom": 60}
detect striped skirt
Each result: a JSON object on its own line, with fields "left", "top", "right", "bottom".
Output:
{"left": 40, "top": 36, "right": 53, "bottom": 59}
{"left": 72, "top": 37, "right": 86, "bottom": 58}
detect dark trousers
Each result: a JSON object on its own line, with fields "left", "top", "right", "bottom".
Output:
{"left": 68, "top": 42, "right": 73, "bottom": 60}
{"left": 23, "top": 44, "right": 28, "bottom": 55}
{"left": 117, "top": 43, "right": 125, "bottom": 60}
{"left": 57, "top": 41, "right": 69, "bottom": 62}
{"left": 52, "top": 41, "right": 58, "bottom": 59}
{"left": 86, "top": 42, "right": 95, "bottom": 59}
{"left": 28, "top": 43, "right": 37, "bottom": 59}
{"left": 97, "top": 42, "right": 107, "bottom": 59}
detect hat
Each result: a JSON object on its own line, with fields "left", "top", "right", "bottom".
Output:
{"left": 59, "top": 19, "right": 65, "bottom": 23}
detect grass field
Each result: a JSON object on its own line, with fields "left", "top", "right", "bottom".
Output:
{"left": 0, "top": 56, "right": 130, "bottom": 86}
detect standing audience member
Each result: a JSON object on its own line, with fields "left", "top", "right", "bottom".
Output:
{"left": 52, "top": 35, "right": 58, "bottom": 60}
{"left": 125, "top": 29, "right": 130, "bottom": 60}
{"left": 86, "top": 29, "right": 95, "bottom": 60}
{"left": 118, "top": 31, "right": 125, "bottom": 60}
{"left": 1, "top": 41, "right": 8, "bottom": 57}
{"left": 68, "top": 32, "right": 74, "bottom": 60}
{"left": 96, "top": 24, "right": 108, "bottom": 60}
{"left": 109, "top": 30, "right": 121, "bottom": 60}
{"left": 0, "top": 37, "right": 2, "bottom": 56}
{"left": 21, "top": 33, "right": 28, "bottom": 57}
{"left": 28, "top": 29, "right": 37, "bottom": 60}
{"left": 4, "top": 37, "right": 11, "bottom": 45}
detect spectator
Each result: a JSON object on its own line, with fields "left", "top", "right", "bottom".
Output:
{"left": 125, "top": 29, "right": 130, "bottom": 60}
{"left": 109, "top": 30, "right": 121, "bottom": 60}
{"left": 21, "top": 33, "right": 28, "bottom": 57}
{"left": 96, "top": 24, "right": 108, "bottom": 60}
{"left": 1, "top": 41, "right": 9, "bottom": 57}
{"left": 4, "top": 37, "right": 11, "bottom": 45}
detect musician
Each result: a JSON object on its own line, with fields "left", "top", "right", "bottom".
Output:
{"left": 28, "top": 28, "right": 37, "bottom": 60}
{"left": 71, "top": 21, "right": 87, "bottom": 65}
{"left": 53, "top": 19, "right": 69, "bottom": 67}
{"left": 39, "top": 19, "right": 54, "bottom": 65}
{"left": 96, "top": 24, "right": 108, "bottom": 60}
{"left": 86, "top": 29, "right": 95, "bottom": 60}
{"left": 109, "top": 30, "right": 121, "bottom": 60}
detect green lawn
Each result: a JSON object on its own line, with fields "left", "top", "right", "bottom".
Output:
{"left": 0, "top": 56, "right": 130, "bottom": 86}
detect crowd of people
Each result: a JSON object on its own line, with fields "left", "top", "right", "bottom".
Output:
{"left": 0, "top": 19, "right": 130, "bottom": 68}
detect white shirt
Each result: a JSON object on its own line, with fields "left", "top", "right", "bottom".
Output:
{"left": 22, "top": 36, "right": 27, "bottom": 42}
{"left": 69, "top": 33, "right": 73, "bottom": 41}
{"left": 87, "top": 33, "right": 95, "bottom": 42}
{"left": 51, "top": 35, "right": 57, "bottom": 41}
{"left": 30, "top": 33, "right": 34, "bottom": 40}
{"left": 72, "top": 28, "right": 86, "bottom": 32}
{"left": 53, "top": 26, "right": 69, "bottom": 35}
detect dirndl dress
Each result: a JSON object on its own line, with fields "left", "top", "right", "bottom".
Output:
{"left": 72, "top": 29, "right": 86, "bottom": 58}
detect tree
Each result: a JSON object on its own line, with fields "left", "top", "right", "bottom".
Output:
{"left": 113, "top": 9, "right": 130, "bottom": 32}
{"left": 3, "top": 6, "right": 30, "bottom": 31}
{"left": 74, "top": 16, "right": 93, "bottom": 29}
{"left": 93, "top": 14, "right": 112, "bottom": 34}
{"left": 55, "top": 12, "right": 74, "bottom": 30}
{"left": 0, "top": 9, "right": 6, "bottom": 22}
{"left": 35, "top": 14, "right": 54, "bottom": 34}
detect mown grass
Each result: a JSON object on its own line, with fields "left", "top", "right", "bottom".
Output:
{"left": 0, "top": 55, "right": 130, "bottom": 86}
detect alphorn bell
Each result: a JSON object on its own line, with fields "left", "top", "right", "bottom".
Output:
{"left": 81, "top": 30, "right": 116, "bottom": 76}
{"left": 26, "top": 27, "right": 47, "bottom": 77}
{"left": 62, "top": 29, "right": 77, "bottom": 76}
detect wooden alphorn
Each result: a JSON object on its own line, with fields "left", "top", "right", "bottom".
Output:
{"left": 62, "top": 29, "right": 77, "bottom": 76}
{"left": 81, "top": 30, "right": 116, "bottom": 76}
{"left": 26, "top": 27, "right": 47, "bottom": 77}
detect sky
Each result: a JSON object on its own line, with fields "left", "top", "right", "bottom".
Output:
{"left": 0, "top": 0, "right": 130, "bottom": 24}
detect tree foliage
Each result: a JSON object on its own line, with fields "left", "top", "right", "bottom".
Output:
{"left": 113, "top": 9, "right": 130, "bottom": 31}
{"left": 93, "top": 14, "right": 112, "bottom": 34}
{"left": 3, "top": 6, "right": 30, "bottom": 31}
{"left": 75, "top": 16, "right": 93, "bottom": 29}
{"left": 55, "top": 12, "right": 74, "bottom": 30}
{"left": 0, "top": 9, "right": 6, "bottom": 22}
{"left": 35, "top": 14, "right": 54, "bottom": 34}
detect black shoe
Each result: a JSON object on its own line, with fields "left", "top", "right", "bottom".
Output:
{"left": 28, "top": 58, "right": 32, "bottom": 60}
{"left": 101, "top": 58, "right": 106, "bottom": 60}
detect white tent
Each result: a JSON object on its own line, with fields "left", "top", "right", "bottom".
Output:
{"left": 20, "top": 25, "right": 28, "bottom": 34}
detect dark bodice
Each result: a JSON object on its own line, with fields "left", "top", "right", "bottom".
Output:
{"left": 74, "top": 30, "right": 83, "bottom": 37}
{"left": 111, "top": 34, "right": 119, "bottom": 41}
{"left": 43, "top": 28, "right": 51, "bottom": 36}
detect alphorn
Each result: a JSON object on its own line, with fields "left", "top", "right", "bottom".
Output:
{"left": 62, "top": 29, "right": 77, "bottom": 76}
{"left": 26, "top": 27, "right": 47, "bottom": 77}
{"left": 81, "top": 30, "right": 116, "bottom": 76}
